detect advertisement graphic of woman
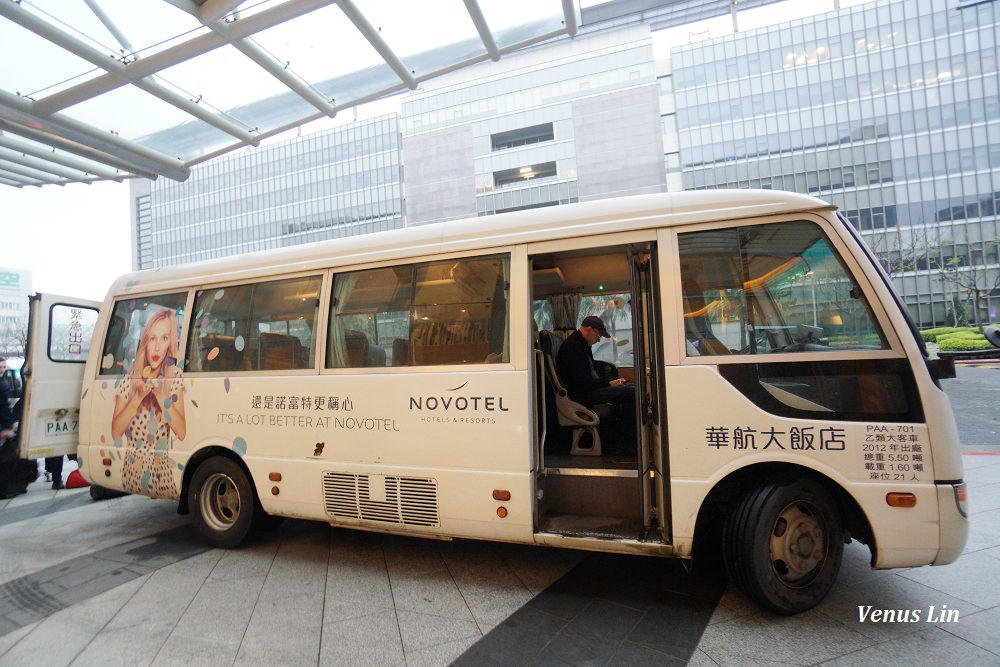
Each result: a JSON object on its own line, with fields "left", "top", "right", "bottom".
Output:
{"left": 111, "top": 308, "right": 186, "bottom": 497}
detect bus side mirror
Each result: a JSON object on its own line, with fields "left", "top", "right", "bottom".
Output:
{"left": 928, "top": 357, "right": 955, "bottom": 381}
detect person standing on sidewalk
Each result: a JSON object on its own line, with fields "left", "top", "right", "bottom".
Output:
{"left": 0, "top": 358, "right": 14, "bottom": 445}
{"left": 1, "top": 357, "right": 24, "bottom": 498}
{"left": 45, "top": 455, "right": 67, "bottom": 490}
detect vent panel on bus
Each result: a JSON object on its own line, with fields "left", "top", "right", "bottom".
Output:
{"left": 322, "top": 472, "right": 440, "bottom": 528}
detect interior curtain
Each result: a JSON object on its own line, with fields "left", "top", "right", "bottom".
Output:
{"left": 551, "top": 293, "right": 582, "bottom": 331}
{"left": 328, "top": 274, "right": 358, "bottom": 368}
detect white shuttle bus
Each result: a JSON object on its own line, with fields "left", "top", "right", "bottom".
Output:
{"left": 51, "top": 192, "right": 967, "bottom": 613}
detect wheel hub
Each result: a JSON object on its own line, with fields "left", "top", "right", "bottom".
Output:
{"left": 770, "top": 501, "right": 826, "bottom": 584}
{"left": 199, "top": 472, "right": 241, "bottom": 532}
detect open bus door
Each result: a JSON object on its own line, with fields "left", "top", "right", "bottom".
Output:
{"left": 18, "top": 294, "right": 100, "bottom": 460}
{"left": 628, "top": 244, "right": 670, "bottom": 543}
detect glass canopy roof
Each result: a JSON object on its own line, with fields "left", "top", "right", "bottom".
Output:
{"left": 0, "top": 0, "right": 580, "bottom": 187}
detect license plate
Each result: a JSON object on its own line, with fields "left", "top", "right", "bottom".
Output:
{"left": 44, "top": 418, "right": 78, "bottom": 436}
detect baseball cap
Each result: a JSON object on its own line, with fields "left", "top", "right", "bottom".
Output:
{"left": 581, "top": 316, "right": 610, "bottom": 338}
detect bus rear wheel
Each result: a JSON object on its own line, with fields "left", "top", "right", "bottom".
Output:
{"left": 724, "top": 478, "right": 843, "bottom": 614}
{"left": 189, "top": 457, "right": 255, "bottom": 548}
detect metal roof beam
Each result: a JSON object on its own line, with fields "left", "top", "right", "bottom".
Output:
{"left": 562, "top": 0, "right": 579, "bottom": 36}
{"left": 37, "top": 0, "right": 337, "bottom": 115}
{"left": 0, "top": 91, "right": 185, "bottom": 180}
{"left": 336, "top": 0, "right": 418, "bottom": 90}
{"left": 187, "top": 23, "right": 577, "bottom": 169}
{"left": 0, "top": 120, "right": 153, "bottom": 178}
{"left": 223, "top": 33, "right": 336, "bottom": 115}
{"left": 0, "top": 147, "right": 94, "bottom": 181}
{"left": 199, "top": 0, "right": 246, "bottom": 23}
{"left": 0, "top": 166, "right": 47, "bottom": 186}
{"left": 82, "top": 0, "right": 133, "bottom": 54}
{"left": 0, "top": 175, "right": 26, "bottom": 188}
{"left": 0, "top": 1, "right": 257, "bottom": 145}
{"left": 463, "top": 0, "right": 499, "bottom": 61}
{"left": 0, "top": 132, "right": 123, "bottom": 179}
{"left": 0, "top": 159, "right": 63, "bottom": 184}
{"left": 163, "top": 0, "right": 335, "bottom": 116}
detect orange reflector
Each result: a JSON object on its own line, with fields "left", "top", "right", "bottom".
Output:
{"left": 886, "top": 492, "right": 917, "bottom": 508}
{"left": 497, "top": 506, "right": 508, "bottom": 518}
{"left": 271, "top": 486, "right": 280, "bottom": 495}
{"left": 492, "top": 489, "right": 511, "bottom": 501}
{"left": 953, "top": 482, "right": 968, "bottom": 518}
{"left": 269, "top": 472, "right": 282, "bottom": 482}
{"left": 102, "top": 458, "right": 112, "bottom": 466}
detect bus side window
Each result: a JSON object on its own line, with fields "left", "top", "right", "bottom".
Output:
{"left": 328, "top": 254, "right": 510, "bottom": 368}
{"left": 99, "top": 293, "right": 188, "bottom": 376}
{"left": 678, "top": 221, "right": 888, "bottom": 356}
{"left": 187, "top": 276, "right": 321, "bottom": 373}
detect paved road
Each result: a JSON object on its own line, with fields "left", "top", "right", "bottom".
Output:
{"left": 945, "top": 365, "right": 1000, "bottom": 451}
{"left": 0, "top": 367, "right": 997, "bottom": 665}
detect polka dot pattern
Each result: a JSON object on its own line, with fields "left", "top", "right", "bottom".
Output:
{"left": 116, "top": 369, "right": 184, "bottom": 499}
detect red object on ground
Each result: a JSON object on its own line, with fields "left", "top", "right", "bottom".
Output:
{"left": 65, "top": 470, "right": 90, "bottom": 488}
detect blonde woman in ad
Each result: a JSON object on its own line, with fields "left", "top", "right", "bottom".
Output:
{"left": 111, "top": 308, "right": 186, "bottom": 497}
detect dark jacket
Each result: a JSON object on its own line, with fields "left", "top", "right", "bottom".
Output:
{"left": 555, "top": 330, "right": 608, "bottom": 405}
{"left": 0, "top": 378, "right": 14, "bottom": 431}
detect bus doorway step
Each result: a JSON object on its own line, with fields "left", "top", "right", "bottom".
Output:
{"left": 537, "top": 513, "right": 641, "bottom": 541}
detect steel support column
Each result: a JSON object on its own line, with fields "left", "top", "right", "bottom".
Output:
{"left": 336, "top": 0, "right": 418, "bottom": 90}
{"left": 463, "top": 0, "right": 499, "bottom": 61}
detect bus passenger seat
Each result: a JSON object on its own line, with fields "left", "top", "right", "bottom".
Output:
{"left": 367, "top": 344, "right": 386, "bottom": 367}
{"left": 391, "top": 339, "right": 409, "bottom": 366}
{"left": 682, "top": 278, "right": 731, "bottom": 356}
{"left": 344, "top": 330, "right": 369, "bottom": 368}
{"left": 537, "top": 330, "right": 601, "bottom": 456}
{"left": 259, "top": 332, "right": 302, "bottom": 370}
{"left": 201, "top": 335, "right": 240, "bottom": 372}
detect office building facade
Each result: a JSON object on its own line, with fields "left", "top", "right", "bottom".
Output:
{"left": 400, "top": 25, "right": 665, "bottom": 225}
{"left": 0, "top": 267, "right": 30, "bottom": 356}
{"left": 131, "top": 114, "right": 402, "bottom": 270}
{"left": 671, "top": 0, "right": 1000, "bottom": 326}
{"left": 131, "top": 0, "right": 998, "bottom": 327}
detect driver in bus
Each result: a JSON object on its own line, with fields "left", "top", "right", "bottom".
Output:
{"left": 556, "top": 316, "right": 636, "bottom": 452}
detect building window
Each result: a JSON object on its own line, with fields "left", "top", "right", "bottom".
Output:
{"left": 490, "top": 123, "right": 554, "bottom": 151}
{"left": 664, "top": 153, "right": 682, "bottom": 173}
{"left": 135, "top": 194, "right": 152, "bottom": 271}
{"left": 493, "top": 162, "right": 557, "bottom": 189}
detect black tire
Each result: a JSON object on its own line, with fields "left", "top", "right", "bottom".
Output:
{"left": 89, "top": 484, "right": 127, "bottom": 500}
{"left": 188, "top": 457, "right": 255, "bottom": 548}
{"left": 724, "top": 477, "right": 844, "bottom": 614}
{"left": 251, "top": 509, "right": 285, "bottom": 535}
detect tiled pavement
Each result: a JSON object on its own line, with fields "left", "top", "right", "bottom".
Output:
{"left": 1, "top": 379, "right": 999, "bottom": 665}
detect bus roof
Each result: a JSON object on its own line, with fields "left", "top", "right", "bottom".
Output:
{"left": 111, "top": 190, "right": 832, "bottom": 295}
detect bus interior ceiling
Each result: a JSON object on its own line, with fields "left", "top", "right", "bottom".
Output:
{"left": 531, "top": 247, "right": 631, "bottom": 300}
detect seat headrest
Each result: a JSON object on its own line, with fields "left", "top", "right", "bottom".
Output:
{"left": 391, "top": 338, "right": 409, "bottom": 366}
{"left": 538, "top": 330, "right": 565, "bottom": 358}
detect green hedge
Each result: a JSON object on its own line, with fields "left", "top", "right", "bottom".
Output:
{"left": 920, "top": 325, "right": 1000, "bottom": 343}
{"left": 938, "top": 337, "right": 995, "bottom": 351}
{"left": 920, "top": 327, "right": 961, "bottom": 342}
{"left": 939, "top": 331, "right": 985, "bottom": 341}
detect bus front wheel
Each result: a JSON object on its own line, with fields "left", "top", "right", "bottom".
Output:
{"left": 724, "top": 478, "right": 844, "bottom": 614}
{"left": 189, "top": 457, "right": 255, "bottom": 548}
